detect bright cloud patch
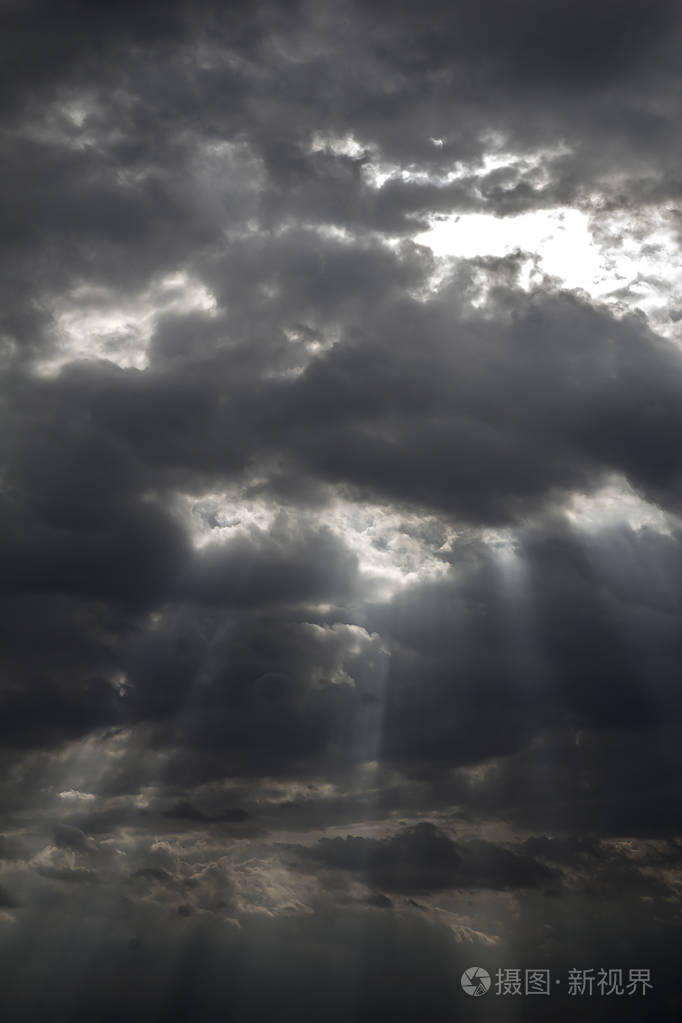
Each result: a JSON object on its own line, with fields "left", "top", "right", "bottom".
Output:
{"left": 181, "top": 490, "right": 454, "bottom": 601}
{"left": 37, "top": 271, "right": 218, "bottom": 375}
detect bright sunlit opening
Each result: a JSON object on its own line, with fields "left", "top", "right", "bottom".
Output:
{"left": 415, "top": 204, "right": 682, "bottom": 335}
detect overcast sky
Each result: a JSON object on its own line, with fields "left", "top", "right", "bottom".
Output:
{"left": 1, "top": 1, "right": 682, "bottom": 1020}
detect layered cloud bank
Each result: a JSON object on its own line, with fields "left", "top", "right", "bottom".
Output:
{"left": 1, "top": 1, "right": 681, "bottom": 1020}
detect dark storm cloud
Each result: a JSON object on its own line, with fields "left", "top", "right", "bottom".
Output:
{"left": 285, "top": 821, "right": 556, "bottom": 894}
{"left": 34, "top": 864, "right": 98, "bottom": 884}
{"left": 2, "top": 0, "right": 682, "bottom": 1020}
{"left": 0, "top": 884, "right": 20, "bottom": 908}
{"left": 163, "top": 800, "right": 250, "bottom": 824}
{"left": 52, "top": 823, "right": 99, "bottom": 854}
{"left": 456, "top": 724, "right": 682, "bottom": 838}
{"left": 182, "top": 518, "right": 360, "bottom": 607}
{"left": 7, "top": 267, "right": 682, "bottom": 550}
{"left": 268, "top": 287, "right": 682, "bottom": 523}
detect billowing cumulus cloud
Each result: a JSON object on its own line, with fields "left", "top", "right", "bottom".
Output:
{"left": 1, "top": 0, "right": 681, "bottom": 1020}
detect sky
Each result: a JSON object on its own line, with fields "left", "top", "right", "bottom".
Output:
{"left": 1, "top": 1, "right": 682, "bottom": 1020}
